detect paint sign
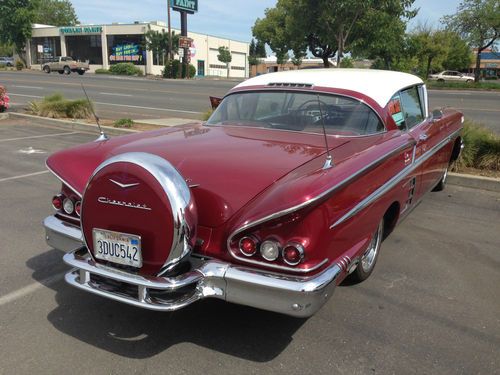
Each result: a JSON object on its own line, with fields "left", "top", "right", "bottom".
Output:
{"left": 171, "top": 0, "right": 198, "bottom": 13}
{"left": 60, "top": 26, "right": 103, "bottom": 35}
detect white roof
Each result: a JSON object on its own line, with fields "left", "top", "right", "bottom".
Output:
{"left": 235, "top": 69, "right": 423, "bottom": 107}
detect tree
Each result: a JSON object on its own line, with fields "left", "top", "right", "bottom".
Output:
{"left": 217, "top": 46, "right": 232, "bottom": 78}
{"left": 248, "top": 38, "right": 262, "bottom": 66}
{"left": 35, "top": 0, "right": 78, "bottom": 26}
{"left": 144, "top": 29, "right": 179, "bottom": 66}
{"left": 276, "top": 51, "right": 289, "bottom": 69}
{"left": 0, "top": 0, "right": 38, "bottom": 60}
{"left": 291, "top": 49, "right": 305, "bottom": 68}
{"left": 253, "top": 0, "right": 416, "bottom": 68}
{"left": 255, "top": 39, "right": 266, "bottom": 57}
{"left": 443, "top": 0, "right": 500, "bottom": 82}
{"left": 441, "top": 31, "right": 474, "bottom": 71}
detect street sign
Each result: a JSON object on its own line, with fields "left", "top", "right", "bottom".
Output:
{"left": 37, "top": 45, "right": 44, "bottom": 53}
{"left": 171, "top": 0, "right": 198, "bottom": 13}
{"left": 179, "top": 36, "right": 193, "bottom": 49}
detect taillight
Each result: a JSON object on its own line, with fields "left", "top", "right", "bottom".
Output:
{"left": 260, "top": 239, "right": 280, "bottom": 261}
{"left": 75, "top": 201, "right": 81, "bottom": 217}
{"left": 239, "top": 236, "right": 257, "bottom": 257}
{"left": 52, "top": 195, "right": 63, "bottom": 210}
{"left": 282, "top": 243, "right": 304, "bottom": 266}
{"left": 63, "top": 198, "right": 74, "bottom": 214}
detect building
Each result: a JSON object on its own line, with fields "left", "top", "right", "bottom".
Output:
{"left": 470, "top": 47, "right": 500, "bottom": 79}
{"left": 28, "top": 21, "right": 250, "bottom": 78}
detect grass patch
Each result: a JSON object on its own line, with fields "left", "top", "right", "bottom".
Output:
{"left": 202, "top": 109, "right": 213, "bottom": 121}
{"left": 453, "top": 120, "right": 500, "bottom": 172}
{"left": 28, "top": 93, "right": 93, "bottom": 119}
{"left": 95, "top": 68, "right": 111, "bottom": 74}
{"left": 427, "top": 80, "right": 500, "bottom": 91}
{"left": 114, "top": 118, "right": 134, "bottom": 128}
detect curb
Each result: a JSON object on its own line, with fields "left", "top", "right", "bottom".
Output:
{"left": 8, "top": 112, "right": 139, "bottom": 136}
{"left": 448, "top": 172, "right": 500, "bottom": 193}
{"left": 0, "top": 113, "right": 8, "bottom": 120}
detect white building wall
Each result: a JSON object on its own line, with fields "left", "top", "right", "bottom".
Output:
{"left": 30, "top": 22, "right": 249, "bottom": 78}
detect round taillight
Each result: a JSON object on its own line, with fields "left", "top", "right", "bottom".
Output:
{"left": 52, "top": 195, "right": 63, "bottom": 210}
{"left": 283, "top": 243, "right": 304, "bottom": 266}
{"left": 63, "top": 198, "right": 74, "bottom": 214}
{"left": 75, "top": 201, "right": 81, "bottom": 217}
{"left": 239, "top": 236, "right": 257, "bottom": 257}
{"left": 260, "top": 239, "right": 280, "bottom": 261}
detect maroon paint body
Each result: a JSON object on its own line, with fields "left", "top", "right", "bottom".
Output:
{"left": 47, "top": 86, "right": 463, "bottom": 279}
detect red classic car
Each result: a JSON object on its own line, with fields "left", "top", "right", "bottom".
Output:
{"left": 44, "top": 69, "right": 463, "bottom": 317}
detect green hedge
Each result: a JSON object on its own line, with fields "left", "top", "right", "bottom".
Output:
{"left": 109, "top": 63, "right": 144, "bottom": 76}
{"left": 163, "top": 59, "right": 196, "bottom": 78}
{"left": 95, "top": 68, "right": 111, "bottom": 74}
{"left": 427, "top": 81, "right": 500, "bottom": 91}
{"left": 454, "top": 121, "right": 500, "bottom": 172}
{"left": 28, "top": 93, "right": 92, "bottom": 119}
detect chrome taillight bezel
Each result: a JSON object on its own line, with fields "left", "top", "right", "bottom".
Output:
{"left": 282, "top": 242, "right": 305, "bottom": 266}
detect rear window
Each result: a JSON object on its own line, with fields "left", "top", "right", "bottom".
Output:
{"left": 207, "top": 91, "right": 384, "bottom": 136}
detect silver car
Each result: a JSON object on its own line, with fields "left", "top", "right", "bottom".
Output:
{"left": 0, "top": 57, "right": 14, "bottom": 67}
{"left": 428, "top": 71, "right": 473, "bottom": 83}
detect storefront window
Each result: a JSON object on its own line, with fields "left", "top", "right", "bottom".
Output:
{"left": 65, "top": 35, "right": 103, "bottom": 64}
{"left": 107, "top": 35, "right": 146, "bottom": 66}
{"left": 30, "top": 37, "right": 61, "bottom": 65}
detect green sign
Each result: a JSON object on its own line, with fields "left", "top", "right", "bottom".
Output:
{"left": 171, "top": 0, "right": 198, "bottom": 13}
{"left": 60, "top": 26, "right": 103, "bottom": 35}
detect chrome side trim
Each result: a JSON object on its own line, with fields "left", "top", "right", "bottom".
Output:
{"left": 44, "top": 215, "right": 83, "bottom": 252}
{"left": 226, "top": 142, "right": 413, "bottom": 271}
{"left": 45, "top": 161, "right": 82, "bottom": 198}
{"left": 82, "top": 152, "right": 197, "bottom": 275}
{"left": 330, "top": 128, "right": 461, "bottom": 228}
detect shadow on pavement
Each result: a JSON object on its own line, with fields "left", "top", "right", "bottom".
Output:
{"left": 26, "top": 249, "right": 306, "bottom": 361}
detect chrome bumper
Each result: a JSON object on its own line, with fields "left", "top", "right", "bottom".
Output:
{"left": 45, "top": 216, "right": 341, "bottom": 317}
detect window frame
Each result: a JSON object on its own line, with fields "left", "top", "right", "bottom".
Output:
{"left": 390, "top": 84, "right": 427, "bottom": 132}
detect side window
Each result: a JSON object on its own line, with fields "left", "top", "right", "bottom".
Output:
{"left": 399, "top": 86, "right": 424, "bottom": 129}
{"left": 388, "top": 94, "right": 405, "bottom": 128}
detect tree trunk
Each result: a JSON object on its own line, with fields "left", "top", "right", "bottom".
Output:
{"left": 322, "top": 55, "right": 329, "bottom": 67}
{"left": 227, "top": 63, "right": 229, "bottom": 78}
{"left": 474, "top": 49, "right": 482, "bottom": 83}
{"left": 336, "top": 40, "right": 343, "bottom": 68}
{"left": 426, "top": 56, "right": 432, "bottom": 79}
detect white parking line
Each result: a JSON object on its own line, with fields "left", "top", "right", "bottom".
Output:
{"left": 94, "top": 101, "right": 202, "bottom": 114}
{"left": 0, "top": 131, "right": 79, "bottom": 143}
{"left": 0, "top": 170, "right": 49, "bottom": 182}
{"left": 0, "top": 272, "right": 66, "bottom": 307}
{"left": 10, "top": 93, "right": 202, "bottom": 114}
{"left": 99, "top": 92, "right": 133, "bottom": 97}
{"left": 12, "top": 85, "right": 44, "bottom": 90}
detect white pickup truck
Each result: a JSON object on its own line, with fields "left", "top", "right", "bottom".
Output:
{"left": 42, "top": 57, "right": 90, "bottom": 75}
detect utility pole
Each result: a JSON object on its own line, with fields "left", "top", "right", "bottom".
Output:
{"left": 180, "top": 11, "right": 188, "bottom": 78}
{"left": 167, "top": 0, "right": 172, "bottom": 61}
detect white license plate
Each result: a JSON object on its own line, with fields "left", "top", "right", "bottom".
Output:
{"left": 93, "top": 228, "right": 142, "bottom": 268}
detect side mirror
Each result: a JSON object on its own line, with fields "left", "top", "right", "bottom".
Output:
{"left": 432, "top": 109, "right": 444, "bottom": 121}
{"left": 209, "top": 96, "right": 222, "bottom": 110}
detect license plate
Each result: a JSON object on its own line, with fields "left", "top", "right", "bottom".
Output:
{"left": 93, "top": 228, "right": 142, "bottom": 268}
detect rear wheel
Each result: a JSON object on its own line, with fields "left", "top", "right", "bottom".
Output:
{"left": 64, "top": 66, "right": 71, "bottom": 75}
{"left": 348, "top": 219, "right": 384, "bottom": 283}
{"left": 43, "top": 65, "right": 50, "bottom": 73}
{"left": 58, "top": 70, "right": 64, "bottom": 74}
{"left": 437, "top": 78, "right": 444, "bottom": 83}
{"left": 77, "top": 70, "right": 85, "bottom": 75}
{"left": 432, "top": 166, "right": 448, "bottom": 192}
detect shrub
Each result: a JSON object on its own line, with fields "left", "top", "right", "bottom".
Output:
{"left": 171, "top": 60, "right": 181, "bottom": 78}
{"left": 114, "top": 118, "right": 134, "bottom": 128}
{"left": 15, "top": 60, "right": 24, "bottom": 70}
{"left": 109, "top": 63, "right": 143, "bottom": 76}
{"left": 28, "top": 93, "right": 92, "bottom": 119}
{"left": 95, "top": 68, "right": 111, "bottom": 74}
{"left": 453, "top": 120, "right": 500, "bottom": 172}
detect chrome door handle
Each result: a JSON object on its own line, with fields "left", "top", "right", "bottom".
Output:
{"left": 419, "top": 134, "right": 428, "bottom": 141}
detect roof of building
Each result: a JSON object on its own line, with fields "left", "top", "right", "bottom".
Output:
{"left": 235, "top": 68, "right": 423, "bottom": 107}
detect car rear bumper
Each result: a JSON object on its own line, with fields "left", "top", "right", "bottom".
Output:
{"left": 44, "top": 216, "right": 341, "bottom": 317}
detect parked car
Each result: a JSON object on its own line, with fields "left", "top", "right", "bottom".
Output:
{"left": 0, "top": 56, "right": 14, "bottom": 67}
{"left": 428, "top": 70, "right": 473, "bottom": 83}
{"left": 42, "top": 56, "right": 89, "bottom": 75}
{"left": 43, "top": 69, "right": 463, "bottom": 317}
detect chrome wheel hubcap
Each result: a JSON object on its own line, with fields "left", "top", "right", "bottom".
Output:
{"left": 361, "top": 221, "right": 383, "bottom": 273}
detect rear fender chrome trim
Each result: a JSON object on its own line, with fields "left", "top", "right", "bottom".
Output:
{"left": 330, "top": 128, "right": 462, "bottom": 228}
{"left": 227, "top": 142, "right": 414, "bottom": 271}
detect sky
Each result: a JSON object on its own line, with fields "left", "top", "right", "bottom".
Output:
{"left": 70, "top": 0, "right": 463, "bottom": 43}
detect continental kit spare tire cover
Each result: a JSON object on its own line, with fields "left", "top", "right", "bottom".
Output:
{"left": 81, "top": 152, "right": 197, "bottom": 276}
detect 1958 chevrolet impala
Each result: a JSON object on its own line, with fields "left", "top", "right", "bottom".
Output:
{"left": 43, "top": 69, "right": 463, "bottom": 317}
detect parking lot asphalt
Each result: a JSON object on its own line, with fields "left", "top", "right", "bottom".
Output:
{"left": 0, "top": 117, "right": 499, "bottom": 374}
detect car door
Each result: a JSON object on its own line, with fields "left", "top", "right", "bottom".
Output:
{"left": 394, "top": 85, "right": 444, "bottom": 198}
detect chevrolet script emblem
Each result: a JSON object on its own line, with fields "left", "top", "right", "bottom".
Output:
{"left": 109, "top": 179, "right": 140, "bottom": 189}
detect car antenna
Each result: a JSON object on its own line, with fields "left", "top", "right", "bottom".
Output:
{"left": 81, "top": 83, "right": 108, "bottom": 142}
{"left": 316, "top": 93, "right": 333, "bottom": 169}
